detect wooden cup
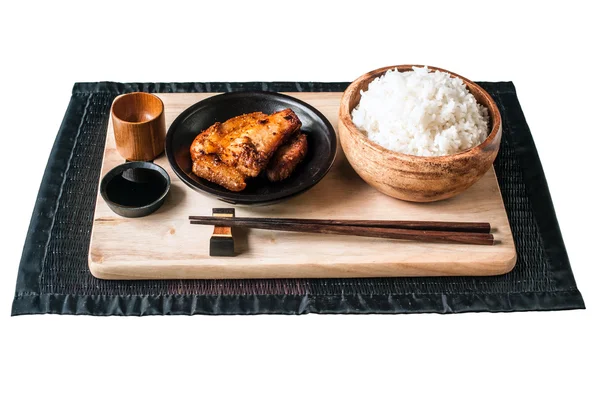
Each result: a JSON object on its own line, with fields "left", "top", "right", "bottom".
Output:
{"left": 111, "top": 92, "right": 166, "bottom": 161}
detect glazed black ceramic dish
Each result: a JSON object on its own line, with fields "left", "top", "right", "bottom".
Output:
{"left": 100, "top": 161, "right": 171, "bottom": 218}
{"left": 165, "top": 91, "right": 337, "bottom": 205}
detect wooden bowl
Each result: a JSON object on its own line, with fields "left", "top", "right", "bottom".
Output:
{"left": 338, "top": 65, "right": 502, "bottom": 202}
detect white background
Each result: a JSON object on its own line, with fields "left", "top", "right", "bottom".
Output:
{"left": 1, "top": 1, "right": 598, "bottom": 397}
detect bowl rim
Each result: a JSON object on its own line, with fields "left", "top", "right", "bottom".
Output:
{"left": 339, "top": 64, "right": 502, "bottom": 162}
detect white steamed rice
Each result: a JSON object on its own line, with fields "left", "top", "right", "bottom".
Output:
{"left": 351, "top": 66, "right": 489, "bottom": 156}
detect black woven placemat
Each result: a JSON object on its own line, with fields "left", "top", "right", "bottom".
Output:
{"left": 11, "top": 81, "right": 584, "bottom": 315}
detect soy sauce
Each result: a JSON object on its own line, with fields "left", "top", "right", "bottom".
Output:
{"left": 105, "top": 168, "right": 167, "bottom": 207}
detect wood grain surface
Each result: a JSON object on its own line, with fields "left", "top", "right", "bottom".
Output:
{"left": 89, "top": 92, "right": 516, "bottom": 279}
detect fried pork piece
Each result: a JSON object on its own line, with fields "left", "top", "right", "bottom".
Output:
{"left": 191, "top": 154, "right": 247, "bottom": 192}
{"left": 190, "top": 109, "right": 302, "bottom": 178}
{"left": 266, "top": 132, "right": 308, "bottom": 182}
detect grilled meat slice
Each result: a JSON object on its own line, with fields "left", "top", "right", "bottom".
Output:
{"left": 266, "top": 132, "right": 308, "bottom": 182}
{"left": 190, "top": 122, "right": 222, "bottom": 163}
{"left": 191, "top": 154, "right": 247, "bottom": 192}
{"left": 190, "top": 109, "right": 302, "bottom": 178}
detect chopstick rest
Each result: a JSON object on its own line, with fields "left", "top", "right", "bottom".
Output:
{"left": 209, "top": 208, "right": 235, "bottom": 257}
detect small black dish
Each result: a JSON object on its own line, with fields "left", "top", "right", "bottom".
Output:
{"left": 100, "top": 162, "right": 170, "bottom": 218}
{"left": 165, "top": 91, "right": 337, "bottom": 205}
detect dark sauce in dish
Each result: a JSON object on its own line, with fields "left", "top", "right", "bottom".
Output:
{"left": 105, "top": 168, "right": 167, "bottom": 207}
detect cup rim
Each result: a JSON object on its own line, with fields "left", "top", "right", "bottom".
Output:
{"left": 339, "top": 64, "right": 502, "bottom": 163}
{"left": 111, "top": 92, "right": 164, "bottom": 125}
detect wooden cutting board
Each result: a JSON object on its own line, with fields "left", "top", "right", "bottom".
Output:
{"left": 88, "top": 92, "right": 516, "bottom": 279}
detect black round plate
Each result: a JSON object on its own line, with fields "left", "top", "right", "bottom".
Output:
{"left": 165, "top": 92, "right": 337, "bottom": 205}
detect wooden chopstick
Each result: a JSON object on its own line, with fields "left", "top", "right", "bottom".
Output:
{"left": 189, "top": 216, "right": 490, "bottom": 233}
{"left": 189, "top": 216, "right": 494, "bottom": 245}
